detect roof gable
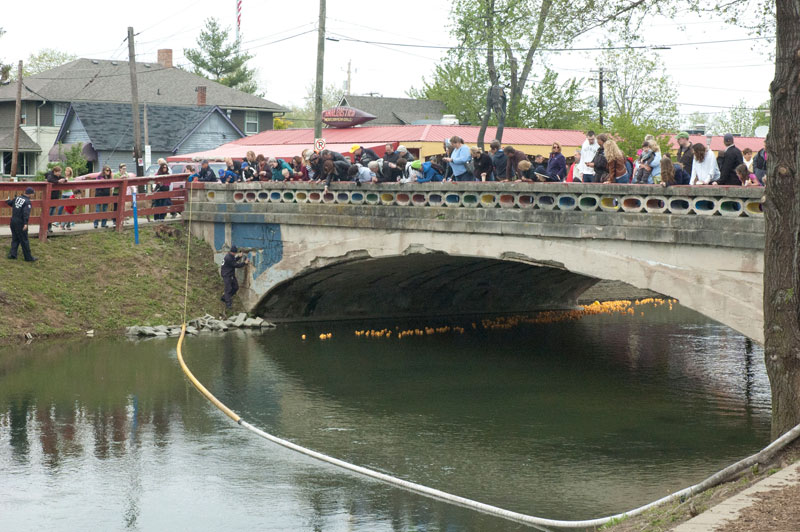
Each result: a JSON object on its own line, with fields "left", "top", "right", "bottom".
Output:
{"left": 0, "top": 58, "right": 288, "bottom": 112}
{"left": 339, "top": 95, "right": 446, "bottom": 125}
{"left": 0, "top": 128, "right": 41, "bottom": 151}
{"left": 59, "top": 102, "right": 243, "bottom": 152}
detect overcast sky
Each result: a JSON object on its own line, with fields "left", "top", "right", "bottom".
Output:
{"left": 1, "top": 0, "right": 774, "bottom": 128}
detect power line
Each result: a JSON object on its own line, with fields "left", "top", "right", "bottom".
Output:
{"left": 240, "top": 29, "right": 317, "bottom": 53}
{"left": 326, "top": 28, "right": 440, "bottom": 61}
{"left": 325, "top": 33, "right": 774, "bottom": 53}
{"left": 677, "top": 82, "right": 768, "bottom": 94}
{"left": 678, "top": 102, "right": 768, "bottom": 110}
{"left": 327, "top": 17, "right": 445, "bottom": 47}
{"left": 25, "top": 66, "right": 172, "bottom": 81}
{"left": 136, "top": 0, "right": 207, "bottom": 35}
{"left": 241, "top": 21, "right": 317, "bottom": 44}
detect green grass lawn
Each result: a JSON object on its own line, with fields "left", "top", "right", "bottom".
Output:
{"left": 0, "top": 225, "right": 232, "bottom": 341}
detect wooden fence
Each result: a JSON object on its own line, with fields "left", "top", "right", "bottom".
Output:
{"left": 0, "top": 174, "right": 190, "bottom": 241}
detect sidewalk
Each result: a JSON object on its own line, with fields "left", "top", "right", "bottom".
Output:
{"left": 0, "top": 216, "right": 181, "bottom": 238}
{"left": 673, "top": 461, "right": 800, "bottom": 531}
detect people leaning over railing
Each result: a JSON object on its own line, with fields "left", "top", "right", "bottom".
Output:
{"left": 176, "top": 129, "right": 764, "bottom": 189}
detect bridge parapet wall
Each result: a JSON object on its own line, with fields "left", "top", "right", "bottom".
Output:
{"left": 194, "top": 181, "right": 765, "bottom": 218}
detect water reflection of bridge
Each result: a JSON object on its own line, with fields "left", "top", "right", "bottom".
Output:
{"left": 0, "top": 317, "right": 770, "bottom": 527}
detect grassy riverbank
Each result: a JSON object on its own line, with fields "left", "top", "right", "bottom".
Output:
{"left": 601, "top": 440, "right": 800, "bottom": 531}
{"left": 0, "top": 225, "right": 231, "bottom": 342}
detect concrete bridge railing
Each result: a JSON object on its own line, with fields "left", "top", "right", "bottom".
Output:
{"left": 205, "top": 181, "right": 765, "bottom": 217}
{"left": 188, "top": 182, "right": 765, "bottom": 342}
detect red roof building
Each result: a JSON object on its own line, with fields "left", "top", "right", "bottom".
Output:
{"left": 168, "top": 124, "right": 766, "bottom": 162}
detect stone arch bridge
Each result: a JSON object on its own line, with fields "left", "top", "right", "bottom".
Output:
{"left": 188, "top": 182, "right": 765, "bottom": 342}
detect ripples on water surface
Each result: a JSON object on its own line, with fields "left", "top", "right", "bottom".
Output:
{"left": 0, "top": 302, "right": 770, "bottom": 531}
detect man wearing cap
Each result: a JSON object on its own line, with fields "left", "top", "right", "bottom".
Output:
{"left": 196, "top": 160, "right": 218, "bottom": 182}
{"left": 676, "top": 132, "right": 695, "bottom": 175}
{"left": 220, "top": 245, "right": 249, "bottom": 309}
{"left": 403, "top": 159, "right": 423, "bottom": 182}
{"left": 716, "top": 133, "right": 744, "bottom": 186}
{"left": 6, "top": 187, "right": 37, "bottom": 262}
{"left": 350, "top": 145, "right": 379, "bottom": 166}
{"left": 396, "top": 145, "right": 415, "bottom": 162}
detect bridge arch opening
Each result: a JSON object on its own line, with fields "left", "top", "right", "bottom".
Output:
{"left": 254, "top": 253, "right": 599, "bottom": 321}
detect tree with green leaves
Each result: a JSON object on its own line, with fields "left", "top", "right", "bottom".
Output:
{"left": 518, "top": 69, "right": 594, "bottom": 130}
{"left": 684, "top": 111, "right": 712, "bottom": 131}
{"left": 603, "top": 114, "right": 673, "bottom": 159}
{"left": 286, "top": 83, "right": 344, "bottom": 127}
{"left": 447, "top": 0, "right": 678, "bottom": 146}
{"left": 710, "top": 99, "right": 770, "bottom": 136}
{"left": 407, "top": 53, "right": 487, "bottom": 127}
{"left": 599, "top": 45, "right": 679, "bottom": 130}
{"left": 184, "top": 18, "right": 260, "bottom": 94}
{"left": 410, "top": 59, "right": 593, "bottom": 133}
{"left": 0, "top": 27, "right": 9, "bottom": 83}
{"left": 37, "top": 143, "right": 88, "bottom": 179}
{"left": 14, "top": 49, "right": 76, "bottom": 78}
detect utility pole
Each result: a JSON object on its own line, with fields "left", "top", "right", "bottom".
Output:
{"left": 143, "top": 104, "right": 149, "bottom": 146}
{"left": 590, "top": 67, "right": 614, "bottom": 127}
{"left": 143, "top": 103, "right": 152, "bottom": 171}
{"left": 346, "top": 59, "right": 351, "bottom": 94}
{"left": 127, "top": 27, "right": 143, "bottom": 176}
{"left": 598, "top": 67, "right": 604, "bottom": 127}
{"left": 313, "top": 0, "right": 326, "bottom": 139}
{"left": 10, "top": 60, "right": 22, "bottom": 179}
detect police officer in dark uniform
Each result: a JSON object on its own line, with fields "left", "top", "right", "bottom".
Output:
{"left": 6, "top": 187, "right": 37, "bottom": 262}
{"left": 220, "top": 246, "right": 248, "bottom": 309}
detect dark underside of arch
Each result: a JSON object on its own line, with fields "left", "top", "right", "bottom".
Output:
{"left": 255, "top": 254, "right": 599, "bottom": 322}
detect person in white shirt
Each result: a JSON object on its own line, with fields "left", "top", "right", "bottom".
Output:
{"left": 578, "top": 130, "right": 600, "bottom": 182}
{"left": 690, "top": 143, "right": 720, "bottom": 185}
{"left": 742, "top": 147, "right": 754, "bottom": 173}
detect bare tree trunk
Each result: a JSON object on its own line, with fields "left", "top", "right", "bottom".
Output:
{"left": 504, "top": 0, "right": 552, "bottom": 127}
{"left": 494, "top": 85, "right": 507, "bottom": 142}
{"left": 477, "top": 88, "right": 492, "bottom": 151}
{"left": 764, "top": 0, "right": 800, "bottom": 440}
{"left": 476, "top": 0, "right": 497, "bottom": 150}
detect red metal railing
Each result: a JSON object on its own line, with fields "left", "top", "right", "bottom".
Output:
{"left": 0, "top": 174, "right": 190, "bottom": 241}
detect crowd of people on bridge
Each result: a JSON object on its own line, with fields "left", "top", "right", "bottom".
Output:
{"left": 182, "top": 131, "right": 766, "bottom": 190}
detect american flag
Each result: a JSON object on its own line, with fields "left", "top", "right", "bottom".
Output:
{"left": 236, "top": 0, "right": 242, "bottom": 36}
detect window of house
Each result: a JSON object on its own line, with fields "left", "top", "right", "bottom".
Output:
{"left": 54, "top": 103, "right": 69, "bottom": 126}
{"left": 245, "top": 111, "right": 259, "bottom": 135}
{"left": 2, "top": 152, "right": 34, "bottom": 176}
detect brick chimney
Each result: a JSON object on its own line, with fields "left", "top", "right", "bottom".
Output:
{"left": 196, "top": 86, "right": 207, "bottom": 106}
{"left": 157, "top": 49, "right": 173, "bottom": 68}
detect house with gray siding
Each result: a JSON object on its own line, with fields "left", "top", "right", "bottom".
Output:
{"left": 338, "top": 95, "right": 446, "bottom": 126}
{"left": 55, "top": 102, "right": 244, "bottom": 172}
{"left": 0, "top": 127, "right": 41, "bottom": 178}
{"left": 0, "top": 49, "right": 287, "bottom": 176}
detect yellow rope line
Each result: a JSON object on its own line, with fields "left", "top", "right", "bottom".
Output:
{"left": 177, "top": 325, "right": 241, "bottom": 422}
{"left": 175, "top": 181, "right": 240, "bottom": 422}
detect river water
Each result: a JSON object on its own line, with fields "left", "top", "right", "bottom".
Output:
{"left": 0, "top": 301, "right": 770, "bottom": 531}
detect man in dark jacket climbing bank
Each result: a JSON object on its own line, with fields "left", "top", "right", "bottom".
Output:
{"left": 221, "top": 246, "right": 249, "bottom": 309}
{"left": 6, "top": 187, "right": 37, "bottom": 262}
